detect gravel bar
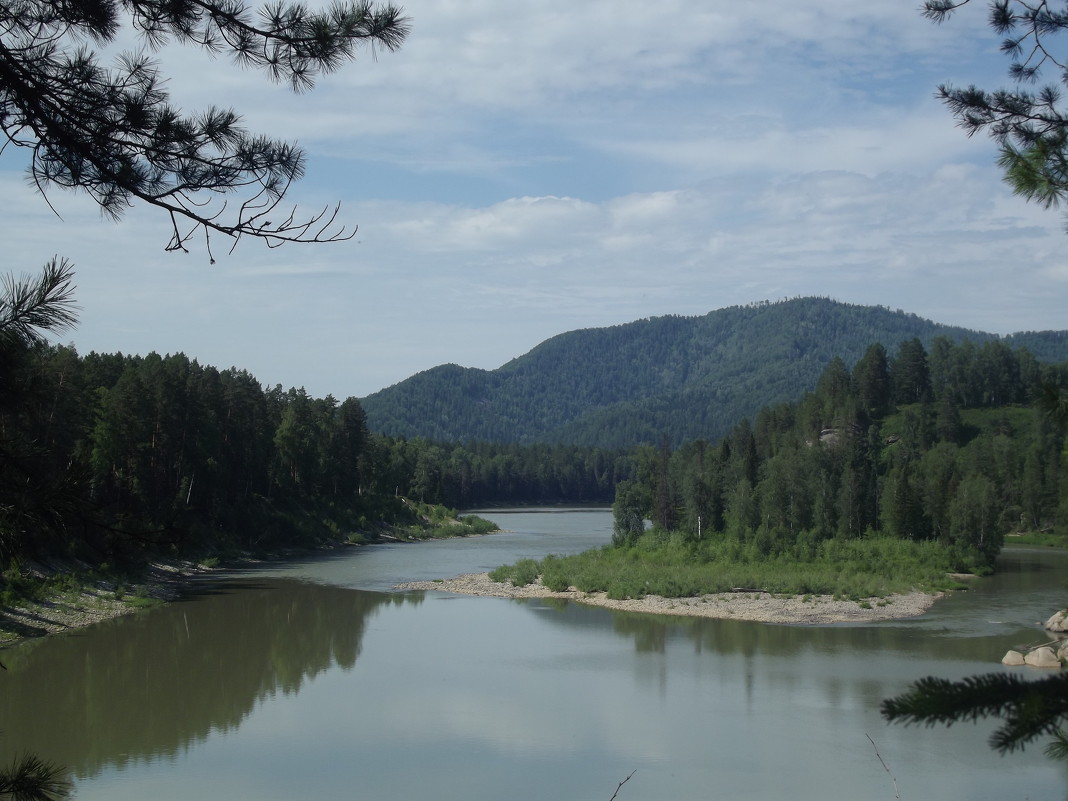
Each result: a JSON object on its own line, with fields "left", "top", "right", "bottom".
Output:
{"left": 395, "top": 572, "right": 942, "bottom": 624}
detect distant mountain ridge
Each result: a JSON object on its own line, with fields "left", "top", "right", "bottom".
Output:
{"left": 361, "top": 298, "right": 1068, "bottom": 448}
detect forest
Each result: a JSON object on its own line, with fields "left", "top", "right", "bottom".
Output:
{"left": 484, "top": 336, "right": 1068, "bottom": 600}
{"left": 612, "top": 336, "right": 1068, "bottom": 573}
{"left": 3, "top": 284, "right": 1066, "bottom": 593}
{"left": 362, "top": 297, "right": 1068, "bottom": 449}
{"left": 0, "top": 342, "right": 626, "bottom": 570}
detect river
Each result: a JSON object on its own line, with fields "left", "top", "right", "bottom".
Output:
{"left": 1, "top": 507, "right": 1066, "bottom": 800}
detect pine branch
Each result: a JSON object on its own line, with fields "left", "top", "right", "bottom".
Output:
{"left": 0, "top": 0, "right": 410, "bottom": 254}
{"left": 882, "top": 672, "right": 1068, "bottom": 754}
{"left": 0, "top": 753, "right": 72, "bottom": 800}
{"left": 0, "top": 258, "right": 79, "bottom": 348}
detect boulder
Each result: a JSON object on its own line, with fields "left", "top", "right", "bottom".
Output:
{"left": 1024, "top": 646, "right": 1062, "bottom": 668}
{"left": 1058, "top": 641, "right": 1068, "bottom": 662}
{"left": 1045, "top": 610, "right": 1068, "bottom": 632}
{"left": 1002, "top": 650, "right": 1026, "bottom": 666}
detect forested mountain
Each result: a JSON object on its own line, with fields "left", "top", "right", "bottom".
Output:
{"left": 362, "top": 298, "right": 1068, "bottom": 448}
{"left": 5, "top": 281, "right": 1066, "bottom": 572}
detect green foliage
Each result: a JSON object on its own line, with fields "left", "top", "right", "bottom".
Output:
{"left": 0, "top": 325, "right": 520, "bottom": 568}
{"left": 4, "top": 276, "right": 1066, "bottom": 579}
{"left": 362, "top": 298, "right": 1068, "bottom": 449}
{"left": 0, "top": 260, "right": 84, "bottom": 564}
{"left": 611, "top": 333, "right": 1068, "bottom": 575}
{"left": 612, "top": 479, "right": 647, "bottom": 546}
{"left": 883, "top": 672, "right": 1068, "bottom": 755}
{"left": 459, "top": 515, "right": 499, "bottom": 535}
{"left": 922, "top": 1, "right": 1068, "bottom": 224}
{"left": 0, "top": 563, "right": 45, "bottom": 607}
{"left": 494, "top": 533, "right": 964, "bottom": 601}
{"left": 386, "top": 500, "right": 500, "bottom": 540}
{"left": 493, "top": 559, "right": 538, "bottom": 589}
{"left": 0, "top": 0, "right": 409, "bottom": 253}
{"left": 368, "top": 436, "right": 629, "bottom": 508}
{"left": 0, "top": 752, "right": 71, "bottom": 800}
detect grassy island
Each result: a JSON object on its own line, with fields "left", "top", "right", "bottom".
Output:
{"left": 489, "top": 531, "right": 970, "bottom": 601}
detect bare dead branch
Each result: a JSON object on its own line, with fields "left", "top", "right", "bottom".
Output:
{"left": 607, "top": 770, "right": 636, "bottom": 801}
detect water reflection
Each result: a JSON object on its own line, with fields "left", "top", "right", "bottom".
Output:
{"left": 0, "top": 527, "right": 1066, "bottom": 801}
{"left": 517, "top": 546, "right": 1068, "bottom": 666}
{"left": 0, "top": 579, "right": 407, "bottom": 780}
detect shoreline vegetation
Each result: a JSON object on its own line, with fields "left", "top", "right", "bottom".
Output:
{"left": 1, "top": 538, "right": 947, "bottom": 646}
{"left": 0, "top": 560, "right": 208, "bottom": 643}
{"left": 4, "top": 521, "right": 1059, "bottom": 645}
{"left": 394, "top": 571, "right": 944, "bottom": 624}
{"left": 0, "top": 504, "right": 499, "bottom": 646}
{"left": 392, "top": 528, "right": 992, "bottom": 624}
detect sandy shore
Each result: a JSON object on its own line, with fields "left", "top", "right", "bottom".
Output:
{"left": 395, "top": 572, "right": 942, "bottom": 624}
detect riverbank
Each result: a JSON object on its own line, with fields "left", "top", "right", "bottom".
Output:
{"left": 0, "top": 545, "right": 941, "bottom": 644}
{"left": 0, "top": 560, "right": 219, "bottom": 645}
{"left": 395, "top": 572, "right": 942, "bottom": 624}
{"left": 0, "top": 507, "right": 502, "bottom": 646}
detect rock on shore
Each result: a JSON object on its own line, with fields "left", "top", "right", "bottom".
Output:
{"left": 394, "top": 573, "right": 941, "bottom": 624}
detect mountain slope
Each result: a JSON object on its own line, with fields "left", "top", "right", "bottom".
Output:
{"left": 361, "top": 298, "right": 1068, "bottom": 447}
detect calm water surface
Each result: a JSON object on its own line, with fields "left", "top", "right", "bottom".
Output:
{"left": 2, "top": 508, "right": 1067, "bottom": 800}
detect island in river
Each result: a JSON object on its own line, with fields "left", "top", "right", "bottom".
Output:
{"left": 3, "top": 565, "right": 941, "bottom": 645}
{"left": 395, "top": 572, "right": 943, "bottom": 624}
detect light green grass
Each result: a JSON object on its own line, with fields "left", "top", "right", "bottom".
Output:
{"left": 491, "top": 532, "right": 970, "bottom": 601}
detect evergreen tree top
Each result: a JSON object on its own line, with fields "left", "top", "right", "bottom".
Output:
{"left": 0, "top": 0, "right": 410, "bottom": 257}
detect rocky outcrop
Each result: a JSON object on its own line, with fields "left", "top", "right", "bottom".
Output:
{"left": 1000, "top": 610, "right": 1068, "bottom": 669}
{"left": 1025, "top": 646, "right": 1062, "bottom": 668}
{"left": 1045, "top": 610, "right": 1068, "bottom": 633}
{"left": 1002, "top": 650, "right": 1026, "bottom": 666}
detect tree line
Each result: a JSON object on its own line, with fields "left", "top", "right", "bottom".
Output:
{"left": 613, "top": 337, "right": 1068, "bottom": 573}
{"left": 374, "top": 438, "right": 629, "bottom": 509}
{"left": 1, "top": 338, "right": 627, "bottom": 566}
{"left": 5, "top": 330, "right": 1065, "bottom": 570}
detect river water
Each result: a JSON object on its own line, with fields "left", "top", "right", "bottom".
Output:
{"left": 1, "top": 507, "right": 1067, "bottom": 800}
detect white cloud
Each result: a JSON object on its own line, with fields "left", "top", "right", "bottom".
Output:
{"left": 0, "top": 0, "right": 1063, "bottom": 400}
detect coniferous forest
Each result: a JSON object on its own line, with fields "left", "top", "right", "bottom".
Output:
{"left": 0, "top": 343, "right": 627, "bottom": 568}
{"left": 611, "top": 337, "right": 1068, "bottom": 575}
{"left": 2, "top": 288, "right": 1066, "bottom": 584}
{"left": 362, "top": 298, "right": 1068, "bottom": 448}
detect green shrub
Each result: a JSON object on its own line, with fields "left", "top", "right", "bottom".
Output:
{"left": 509, "top": 559, "right": 540, "bottom": 587}
{"left": 489, "top": 533, "right": 962, "bottom": 601}
{"left": 488, "top": 565, "right": 512, "bottom": 583}
{"left": 459, "top": 515, "right": 498, "bottom": 535}
{"left": 542, "top": 573, "right": 571, "bottom": 592}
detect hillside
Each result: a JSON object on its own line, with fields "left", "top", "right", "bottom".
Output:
{"left": 360, "top": 298, "right": 1068, "bottom": 448}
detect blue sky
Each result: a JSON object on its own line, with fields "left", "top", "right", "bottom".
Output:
{"left": 4, "top": 0, "right": 1067, "bottom": 399}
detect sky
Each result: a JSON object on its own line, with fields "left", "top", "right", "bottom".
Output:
{"left": 4, "top": 0, "right": 1068, "bottom": 400}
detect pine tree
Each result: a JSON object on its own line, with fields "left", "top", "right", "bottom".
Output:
{"left": 890, "top": 338, "right": 931, "bottom": 405}
{"left": 853, "top": 342, "right": 891, "bottom": 419}
{"left": 0, "top": 260, "right": 83, "bottom": 562}
{"left": 923, "top": 1, "right": 1068, "bottom": 224}
{"left": 0, "top": 0, "right": 409, "bottom": 256}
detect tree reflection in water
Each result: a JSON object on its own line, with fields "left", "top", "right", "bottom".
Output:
{"left": 0, "top": 579, "right": 413, "bottom": 779}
